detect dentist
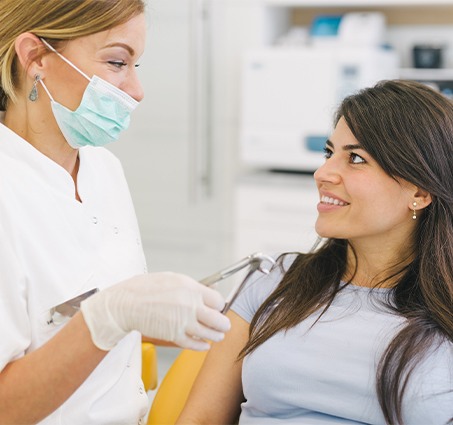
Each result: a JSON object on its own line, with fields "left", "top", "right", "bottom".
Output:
{"left": 0, "top": 1, "right": 230, "bottom": 424}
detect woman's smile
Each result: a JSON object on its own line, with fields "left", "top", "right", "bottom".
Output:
{"left": 317, "top": 193, "right": 350, "bottom": 213}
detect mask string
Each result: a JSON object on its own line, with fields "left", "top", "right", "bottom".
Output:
{"left": 38, "top": 79, "right": 54, "bottom": 102}
{"left": 40, "top": 38, "right": 91, "bottom": 82}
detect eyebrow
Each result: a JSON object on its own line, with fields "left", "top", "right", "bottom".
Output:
{"left": 326, "top": 139, "right": 364, "bottom": 151}
{"left": 101, "top": 42, "right": 135, "bottom": 56}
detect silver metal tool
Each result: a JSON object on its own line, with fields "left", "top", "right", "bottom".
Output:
{"left": 200, "top": 252, "right": 275, "bottom": 313}
{"left": 49, "top": 288, "right": 99, "bottom": 325}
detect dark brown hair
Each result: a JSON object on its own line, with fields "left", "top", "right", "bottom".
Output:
{"left": 240, "top": 80, "right": 453, "bottom": 424}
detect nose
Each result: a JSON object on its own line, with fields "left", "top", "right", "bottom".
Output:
{"left": 125, "top": 70, "right": 145, "bottom": 102}
{"left": 314, "top": 158, "right": 342, "bottom": 185}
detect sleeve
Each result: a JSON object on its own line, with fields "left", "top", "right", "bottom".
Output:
{"left": 0, "top": 221, "right": 31, "bottom": 372}
{"left": 230, "top": 253, "right": 297, "bottom": 323}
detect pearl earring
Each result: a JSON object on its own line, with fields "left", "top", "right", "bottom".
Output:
{"left": 28, "top": 74, "right": 40, "bottom": 102}
{"left": 412, "top": 202, "right": 417, "bottom": 220}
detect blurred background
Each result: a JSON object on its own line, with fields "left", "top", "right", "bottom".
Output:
{"left": 108, "top": 0, "right": 453, "bottom": 377}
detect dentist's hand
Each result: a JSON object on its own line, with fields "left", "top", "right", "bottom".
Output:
{"left": 80, "top": 272, "right": 231, "bottom": 351}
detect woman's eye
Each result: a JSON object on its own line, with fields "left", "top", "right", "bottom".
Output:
{"left": 108, "top": 60, "right": 127, "bottom": 68}
{"left": 323, "top": 147, "right": 333, "bottom": 159}
{"left": 350, "top": 152, "right": 366, "bottom": 164}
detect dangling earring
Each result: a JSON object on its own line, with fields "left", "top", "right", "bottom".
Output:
{"left": 412, "top": 201, "right": 417, "bottom": 220}
{"left": 28, "top": 74, "right": 41, "bottom": 102}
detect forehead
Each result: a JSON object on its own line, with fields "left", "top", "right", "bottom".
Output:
{"left": 68, "top": 13, "right": 146, "bottom": 57}
{"left": 330, "top": 117, "right": 360, "bottom": 146}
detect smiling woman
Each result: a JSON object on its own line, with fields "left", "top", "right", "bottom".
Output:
{"left": 177, "top": 80, "right": 453, "bottom": 425}
{"left": 314, "top": 116, "right": 430, "bottom": 243}
{"left": 0, "top": 1, "right": 231, "bottom": 424}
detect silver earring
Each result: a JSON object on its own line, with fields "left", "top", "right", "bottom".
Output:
{"left": 412, "top": 202, "right": 417, "bottom": 220}
{"left": 28, "top": 74, "right": 40, "bottom": 102}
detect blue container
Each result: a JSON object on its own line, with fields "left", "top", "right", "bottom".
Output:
{"left": 310, "top": 15, "right": 342, "bottom": 38}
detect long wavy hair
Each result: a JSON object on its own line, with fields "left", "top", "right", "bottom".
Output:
{"left": 240, "top": 80, "right": 453, "bottom": 424}
{"left": 0, "top": 0, "right": 145, "bottom": 110}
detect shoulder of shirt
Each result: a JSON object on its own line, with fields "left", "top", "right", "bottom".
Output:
{"left": 0, "top": 130, "right": 29, "bottom": 175}
{"left": 79, "top": 146, "right": 122, "bottom": 168}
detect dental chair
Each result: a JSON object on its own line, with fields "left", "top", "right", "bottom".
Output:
{"left": 141, "top": 342, "right": 158, "bottom": 392}
{"left": 146, "top": 348, "right": 208, "bottom": 425}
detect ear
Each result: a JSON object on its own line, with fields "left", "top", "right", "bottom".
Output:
{"left": 410, "top": 187, "right": 432, "bottom": 212}
{"left": 14, "top": 33, "right": 47, "bottom": 80}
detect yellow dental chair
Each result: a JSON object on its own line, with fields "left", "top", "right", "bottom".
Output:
{"left": 141, "top": 342, "right": 158, "bottom": 392}
{"left": 142, "top": 345, "right": 208, "bottom": 425}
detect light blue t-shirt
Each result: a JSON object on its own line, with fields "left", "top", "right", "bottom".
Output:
{"left": 231, "top": 255, "right": 453, "bottom": 425}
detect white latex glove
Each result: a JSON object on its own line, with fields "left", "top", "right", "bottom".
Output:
{"left": 80, "top": 272, "right": 231, "bottom": 351}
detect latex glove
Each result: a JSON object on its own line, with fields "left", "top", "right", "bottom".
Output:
{"left": 80, "top": 272, "right": 231, "bottom": 351}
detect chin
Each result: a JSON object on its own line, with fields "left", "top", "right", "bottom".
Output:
{"left": 315, "top": 222, "right": 331, "bottom": 238}
{"left": 315, "top": 229, "right": 333, "bottom": 239}
{"left": 315, "top": 223, "right": 344, "bottom": 240}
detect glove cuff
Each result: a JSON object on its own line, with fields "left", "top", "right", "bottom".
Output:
{"left": 80, "top": 298, "right": 128, "bottom": 351}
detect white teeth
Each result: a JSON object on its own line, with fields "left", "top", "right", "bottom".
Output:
{"left": 321, "top": 195, "right": 348, "bottom": 206}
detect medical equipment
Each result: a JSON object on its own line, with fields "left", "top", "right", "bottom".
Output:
{"left": 240, "top": 45, "right": 399, "bottom": 172}
{"left": 49, "top": 253, "right": 275, "bottom": 327}
{"left": 49, "top": 288, "right": 99, "bottom": 325}
{"left": 200, "top": 252, "right": 276, "bottom": 313}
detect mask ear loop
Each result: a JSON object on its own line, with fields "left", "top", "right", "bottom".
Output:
{"left": 39, "top": 38, "right": 91, "bottom": 82}
{"left": 38, "top": 77, "right": 54, "bottom": 102}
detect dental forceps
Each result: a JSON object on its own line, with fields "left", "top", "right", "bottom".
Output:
{"left": 200, "top": 252, "right": 275, "bottom": 313}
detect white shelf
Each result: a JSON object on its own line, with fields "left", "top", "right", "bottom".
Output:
{"left": 400, "top": 67, "right": 453, "bottom": 80}
{"left": 263, "top": 0, "right": 453, "bottom": 7}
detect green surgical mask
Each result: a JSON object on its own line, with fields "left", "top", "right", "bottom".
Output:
{"left": 39, "top": 38, "right": 139, "bottom": 149}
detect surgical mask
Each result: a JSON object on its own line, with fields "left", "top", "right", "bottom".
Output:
{"left": 39, "top": 38, "right": 139, "bottom": 149}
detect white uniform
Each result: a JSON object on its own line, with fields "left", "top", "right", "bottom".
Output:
{"left": 0, "top": 119, "right": 149, "bottom": 424}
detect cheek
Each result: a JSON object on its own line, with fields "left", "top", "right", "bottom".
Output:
{"left": 98, "top": 73, "right": 121, "bottom": 87}
{"left": 357, "top": 183, "right": 410, "bottom": 231}
{"left": 51, "top": 77, "right": 87, "bottom": 111}
{"left": 93, "top": 67, "right": 124, "bottom": 88}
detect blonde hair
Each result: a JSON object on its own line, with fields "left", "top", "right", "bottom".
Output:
{"left": 0, "top": 0, "right": 145, "bottom": 110}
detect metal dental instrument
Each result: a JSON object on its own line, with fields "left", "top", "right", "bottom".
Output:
{"left": 49, "top": 288, "right": 99, "bottom": 325}
{"left": 200, "top": 252, "right": 276, "bottom": 313}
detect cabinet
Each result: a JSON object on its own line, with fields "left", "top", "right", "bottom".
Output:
{"left": 234, "top": 172, "right": 319, "bottom": 258}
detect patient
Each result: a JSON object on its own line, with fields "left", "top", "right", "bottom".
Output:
{"left": 177, "top": 80, "right": 453, "bottom": 425}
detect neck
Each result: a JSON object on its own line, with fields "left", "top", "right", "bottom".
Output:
{"left": 344, "top": 237, "right": 415, "bottom": 288}
{"left": 5, "top": 98, "right": 79, "bottom": 177}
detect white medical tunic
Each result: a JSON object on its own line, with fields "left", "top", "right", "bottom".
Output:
{"left": 0, "top": 120, "right": 149, "bottom": 424}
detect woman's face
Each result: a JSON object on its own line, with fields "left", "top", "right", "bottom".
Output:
{"left": 314, "top": 117, "right": 417, "bottom": 247}
{"left": 42, "top": 13, "right": 146, "bottom": 110}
